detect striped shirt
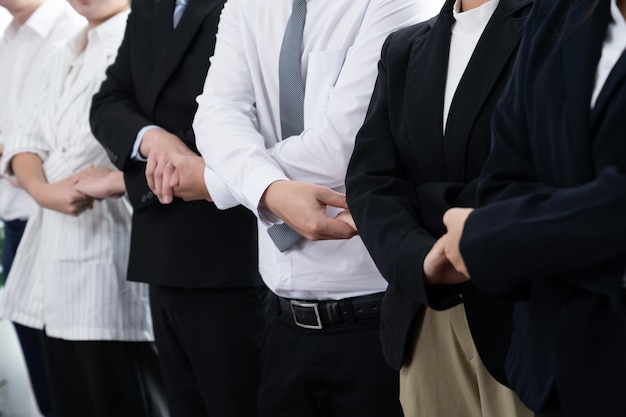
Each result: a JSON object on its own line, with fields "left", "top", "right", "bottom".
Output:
{"left": 0, "top": 10, "right": 153, "bottom": 342}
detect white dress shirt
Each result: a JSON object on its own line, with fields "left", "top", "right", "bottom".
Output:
{"left": 592, "top": 0, "right": 626, "bottom": 285}
{"left": 591, "top": 0, "right": 626, "bottom": 107}
{"left": 194, "top": 0, "right": 442, "bottom": 300}
{"left": 0, "top": 0, "right": 84, "bottom": 221}
{"left": 0, "top": 11, "right": 153, "bottom": 342}
{"left": 444, "top": 0, "right": 499, "bottom": 131}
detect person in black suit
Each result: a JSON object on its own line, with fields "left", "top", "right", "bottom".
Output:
{"left": 88, "top": 1, "right": 265, "bottom": 416}
{"left": 443, "top": 0, "right": 626, "bottom": 416}
{"left": 345, "top": 0, "right": 533, "bottom": 415}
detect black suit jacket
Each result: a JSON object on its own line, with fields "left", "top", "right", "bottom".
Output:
{"left": 346, "top": 0, "right": 532, "bottom": 385}
{"left": 90, "top": 0, "right": 260, "bottom": 288}
{"left": 460, "top": 0, "right": 626, "bottom": 414}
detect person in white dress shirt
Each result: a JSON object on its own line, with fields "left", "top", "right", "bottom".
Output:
{"left": 0, "top": 0, "right": 162, "bottom": 416}
{"left": 158, "top": 0, "right": 442, "bottom": 415}
{"left": 0, "top": 0, "right": 83, "bottom": 415}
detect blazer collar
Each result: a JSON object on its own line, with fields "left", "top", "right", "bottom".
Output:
{"left": 142, "top": 0, "right": 223, "bottom": 114}
{"left": 405, "top": 0, "right": 455, "bottom": 180}
{"left": 443, "top": 0, "right": 531, "bottom": 180}
{"left": 406, "top": 0, "right": 531, "bottom": 182}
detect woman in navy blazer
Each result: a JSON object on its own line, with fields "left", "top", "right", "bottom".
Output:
{"left": 444, "top": 0, "right": 626, "bottom": 416}
{"left": 345, "top": 0, "right": 534, "bottom": 415}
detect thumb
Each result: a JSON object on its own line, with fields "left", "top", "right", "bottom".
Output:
{"left": 317, "top": 187, "right": 348, "bottom": 209}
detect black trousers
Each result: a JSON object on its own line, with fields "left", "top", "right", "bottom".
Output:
{"left": 2, "top": 219, "right": 54, "bottom": 417}
{"left": 258, "top": 294, "right": 402, "bottom": 417}
{"left": 149, "top": 284, "right": 265, "bottom": 417}
{"left": 40, "top": 333, "right": 162, "bottom": 417}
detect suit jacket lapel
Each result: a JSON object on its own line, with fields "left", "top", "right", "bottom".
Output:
{"left": 443, "top": 0, "right": 530, "bottom": 181}
{"left": 142, "top": 0, "right": 223, "bottom": 115}
{"left": 151, "top": 0, "right": 175, "bottom": 60}
{"left": 559, "top": 0, "right": 609, "bottom": 182}
{"left": 406, "top": 0, "right": 454, "bottom": 181}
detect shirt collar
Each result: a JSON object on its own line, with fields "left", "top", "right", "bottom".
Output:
{"left": 22, "top": 0, "right": 66, "bottom": 38}
{"left": 88, "top": 9, "right": 129, "bottom": 47}
{"left": 67, "top": 8, "right": 129, "bottom": 55}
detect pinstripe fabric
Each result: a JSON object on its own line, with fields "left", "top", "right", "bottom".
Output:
{"left": 267, "top": 0, "right": 307, "bottom": 252}
{"left": 0, "top": 11, "right": 153, "bottom": 342}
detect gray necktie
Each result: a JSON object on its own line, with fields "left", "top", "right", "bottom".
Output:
{"left": 173, "top": 0, "right": 188, "bottom": 28}
{"left": 267, "top": 0, "right": 308, "bottom": 252}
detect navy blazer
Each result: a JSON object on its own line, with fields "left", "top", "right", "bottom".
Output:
{"left": 461, "top": 0, "right": 626, "bottom": 414}
{"left": 90, "top": 0, "right": 260, "bottom": 288}
{"left": 346, "top": 0, "right": 532, "bottom": 384}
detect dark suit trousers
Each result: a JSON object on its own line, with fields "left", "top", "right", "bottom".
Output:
{"left": 149, "top": 284, "right": 265, "bottom": 417}
{"left": 258, "top": 294, "right": 402, "bottom": 417}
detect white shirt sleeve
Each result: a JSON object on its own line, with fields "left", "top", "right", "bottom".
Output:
{"left": 131, "top": 124, "right": 160, "bottom": 162}
{"left": 194, "top": 0, "right": 288, "bottom": 217}
{"left": 1, "top": 71, "right": 52, "bottom": 175}
{"left": 194, "top": 0, "right": 437, "bottom": 217}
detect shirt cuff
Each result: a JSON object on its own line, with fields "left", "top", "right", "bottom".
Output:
{"left": 243, "top": 165, "right": 289, "bottom": 225}
{"left": 132, "top": 125, "right": 161, "bottom": 162}
{"left": 203, "top": 166, "right": 240, "bottom": 210}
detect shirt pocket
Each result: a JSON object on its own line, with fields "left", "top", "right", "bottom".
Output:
{"left": 304, "top": 48, "right": 347, "bottom": 128}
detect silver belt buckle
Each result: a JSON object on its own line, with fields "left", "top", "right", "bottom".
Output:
{"left": 289, "top": 300, "right": 323, "bottom": 330}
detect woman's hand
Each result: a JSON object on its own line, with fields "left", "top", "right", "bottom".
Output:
{"left": 31, "top": 171, "right": 95, "bottom": 216}
{"left": 442, "top": 208, "right": 474, "bottom": 278}
{"left": 75, "top": 165, "right": 125, "bottom": 200}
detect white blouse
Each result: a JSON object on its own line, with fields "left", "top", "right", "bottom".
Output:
{"left": 0, "top": 11, "right": 153, "bottom": 342}
{"left": 591, "top": 0, "right": 626, "bottom": 107}
{"left": 0, "top": 0, "right": 84, "bottom": 221}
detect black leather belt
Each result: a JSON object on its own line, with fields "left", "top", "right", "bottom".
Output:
{"left": 277, "top": 292, "right": 383, "bottom": 330}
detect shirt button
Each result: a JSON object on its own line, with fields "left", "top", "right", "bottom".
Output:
{"left": 279, "top": 275, "right": 288, "bottom": 283}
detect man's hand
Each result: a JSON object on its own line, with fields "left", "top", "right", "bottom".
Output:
{"left": 423, "top": 235, "right": 470, "bottom": 285}
{"left": 442, "top": 208, "right": 474, "bottom": 278}
{"left": 335, "top": 209, "right": 357, "bottom": 232}
{"left": 166, "top": 153, "right": 212, "bottom": 202}
{"left": 30, "top": 171, "right": 95, "bottom": 216}
{"left": 262, "top": 180, "right": 357, "bottom": 240}
{"left": 76, "top": 165, "right": 125, "bottom": 200}
{"left": 141, "top": 128, "right": 195, "bottom": 204}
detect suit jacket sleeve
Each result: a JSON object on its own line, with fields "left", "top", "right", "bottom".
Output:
{"left": 346, "top": 32, "right": 464, "bottom": 311}
{"left": 90, "top": 7, "right": 171, "bottom": 210}
{"left": 460, "top": 15, "right": 626, "bottom": 298}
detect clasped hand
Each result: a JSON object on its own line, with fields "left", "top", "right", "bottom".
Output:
{"left": 423, "top": 207, "right": 474, "bottom": 285}
{"left": 141, "top": 129, "right": 211, "bottom": 204}
{"left": 75, "top": 165, "right": 125, "bottom": 200}
{"left": 262, "top": 180, "right": 358, "bottom": 241}
{"left": 31, "top": 167, "right": 95, "bottom": 217}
